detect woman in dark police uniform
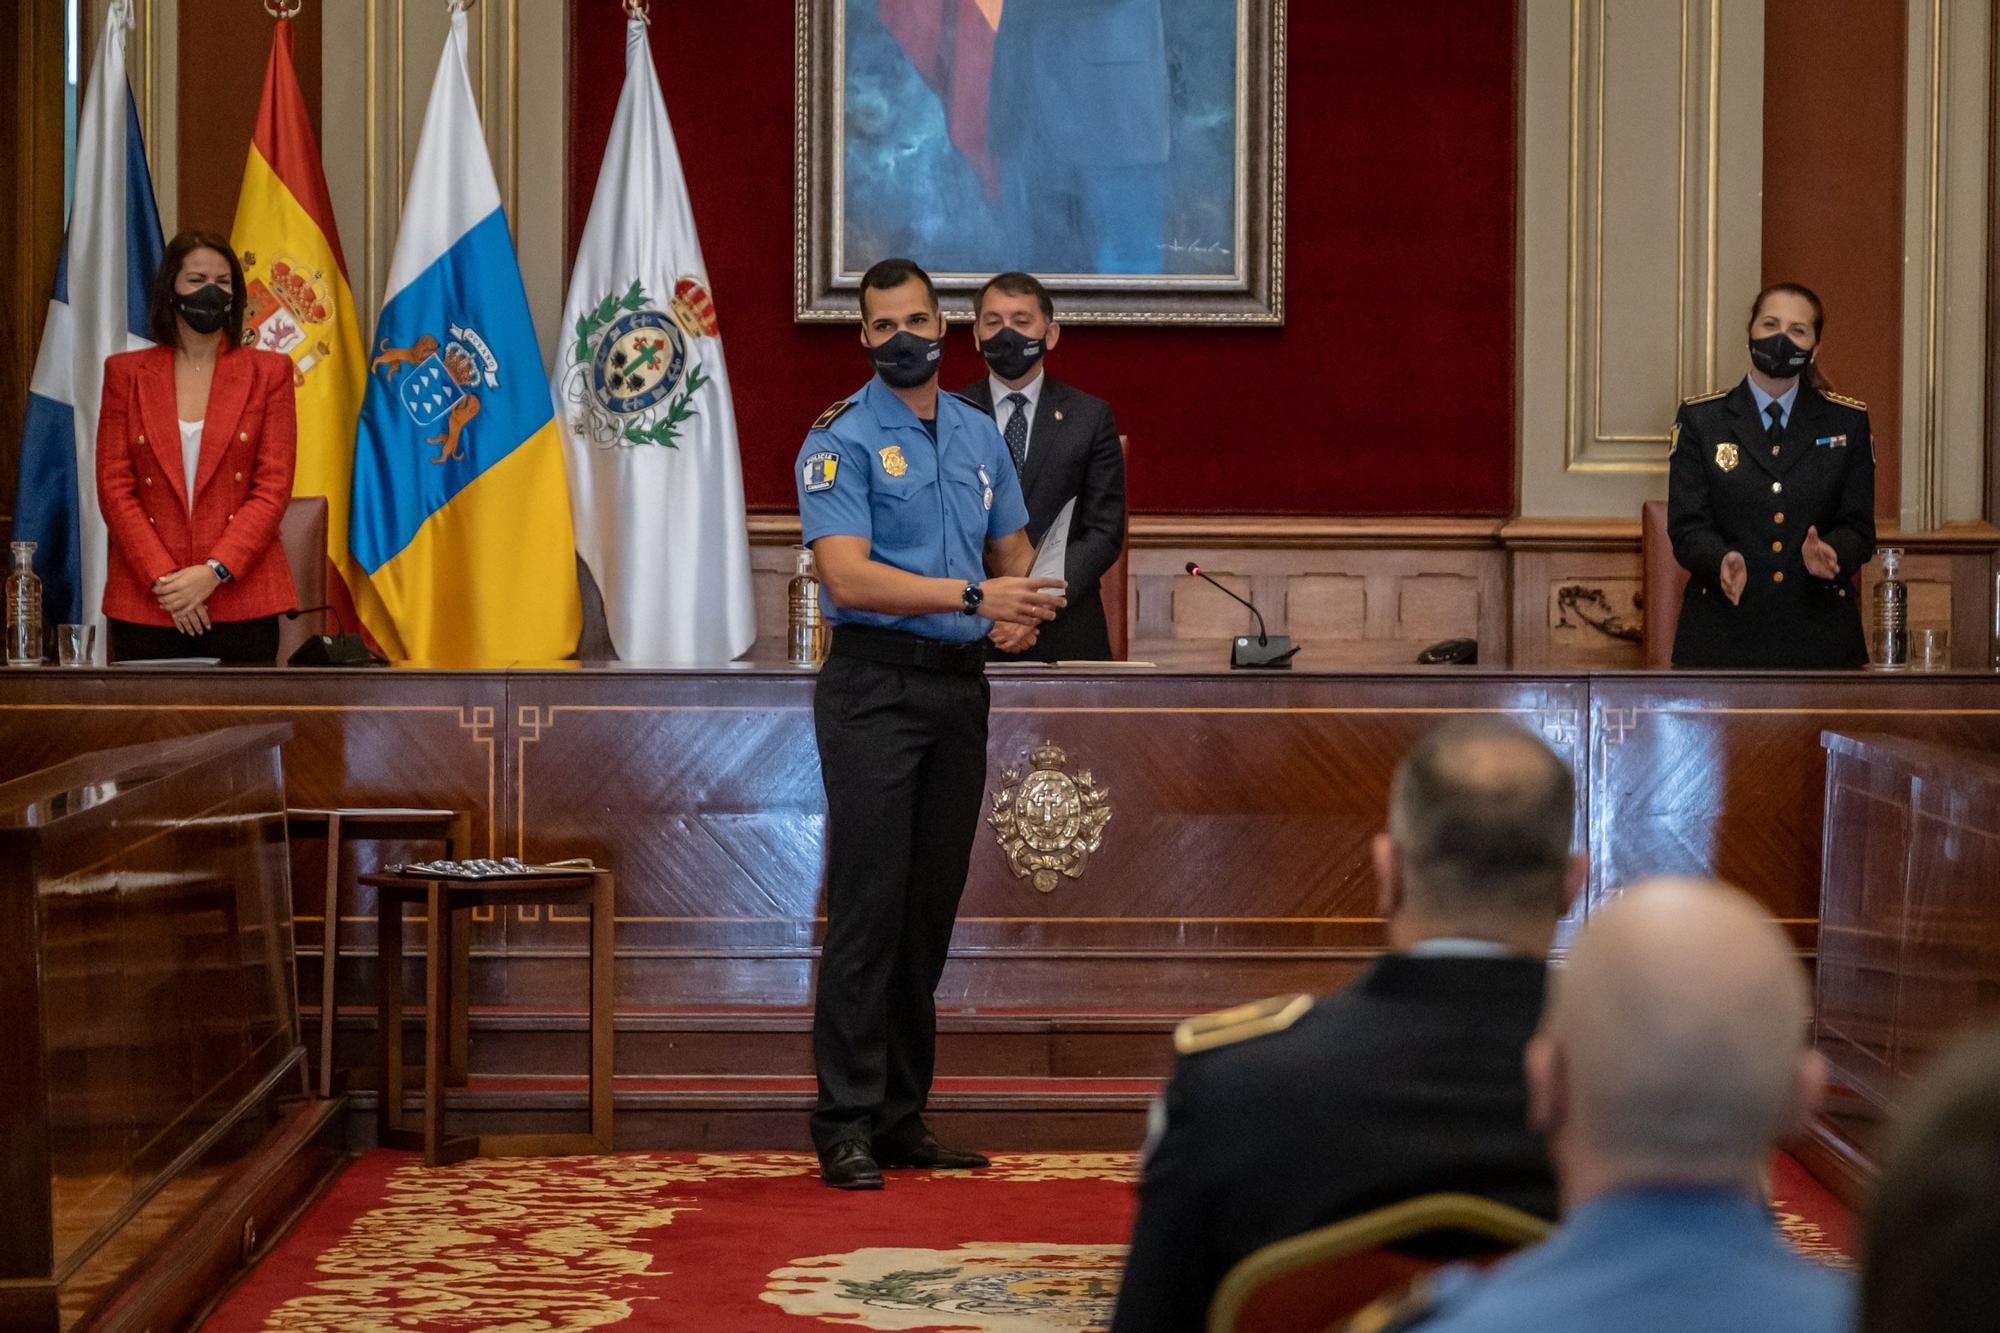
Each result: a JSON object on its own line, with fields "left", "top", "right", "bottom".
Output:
{"left": 1667, "top": 282, "right": 1874, "bottom": 668}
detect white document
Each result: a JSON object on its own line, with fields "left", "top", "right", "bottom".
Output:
{"left": 1030, "top": 498, "right": 1077, "bottom": 584}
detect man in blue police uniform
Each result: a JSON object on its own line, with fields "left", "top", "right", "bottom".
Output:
{"left": 795, "top": 258, "right": 1066, "bottom": 1191}
{"left": 1381, "top": 880, "right": 1852, "bottom": 1333}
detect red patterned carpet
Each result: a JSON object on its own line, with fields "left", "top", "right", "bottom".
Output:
{"left": 203, "top": 1151, "right": 1849, "bottom": 1331}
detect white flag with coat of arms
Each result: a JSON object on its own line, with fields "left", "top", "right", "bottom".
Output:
{"left": 553, "top": 13, "right": 754, "bottom": 663}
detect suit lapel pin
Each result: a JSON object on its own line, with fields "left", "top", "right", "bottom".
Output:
{"left": 1053, "top": 410, "right": 1064, "bottom": 421}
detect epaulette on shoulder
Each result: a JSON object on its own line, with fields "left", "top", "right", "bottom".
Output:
{"left": 1173, "top": 993, "right": 1311, "bottom": 1056}
{"left": 1680, "top": 387, "right": 1729, "bottom": 406}
{"left": 948, "top": 389, "right": 983, "bottom": 411}
{"left": 812, "top": 399, "right": 855, "bottom": 432}
{"left": 1822, "top": 389, "right": 1868, "bottom": 411}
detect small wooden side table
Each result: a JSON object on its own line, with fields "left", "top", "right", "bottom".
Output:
{"left": 287, "top": 807, "right": 470, "bottom": 1099}
{"left": 359, "top": 867, "right": 615, "bottom": 1166}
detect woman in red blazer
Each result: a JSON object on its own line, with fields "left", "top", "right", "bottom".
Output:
{"left": 97, "top": 230, "right": 297, "bottom": 663}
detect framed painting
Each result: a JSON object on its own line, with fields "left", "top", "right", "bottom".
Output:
{"left": 794, "top": 0, "right": 1287, "bottom": 325}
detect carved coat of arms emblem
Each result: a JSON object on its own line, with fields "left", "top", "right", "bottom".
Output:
{"left": 989, "top": 741, "right": 1112, "bottom": 893}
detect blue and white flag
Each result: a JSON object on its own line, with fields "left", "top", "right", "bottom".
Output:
{"left": 15, "top": 0, "right": 162, "bottom": 642}
{"left": 349, "top": 0, "right": 580, "bottom": 663}
{"left": 553, "top": 13, "right": 754, "bottom": 663}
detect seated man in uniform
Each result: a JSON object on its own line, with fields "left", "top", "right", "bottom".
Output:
{"left": 1110, "top": 717, "right": 1577, "bottom": 1332}
{"left": 1406, "top": 878, "right": 1853, "bottom": 1332}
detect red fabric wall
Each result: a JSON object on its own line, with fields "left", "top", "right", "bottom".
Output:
{"left": 568, "top": 2, "right": 1518, "bottom": 515}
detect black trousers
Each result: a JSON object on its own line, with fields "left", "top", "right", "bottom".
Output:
{"left": 810, "top": 648, "right": 990, "bottom": 1154}
{"left": 110, "top": 615, "right": 280, "bottom": 665}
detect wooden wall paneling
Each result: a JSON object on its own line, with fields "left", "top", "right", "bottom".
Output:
{"left": 1502, "top": 519, "right": 1644, "bottom": 669}
{"left": 1763, "top": 0, "right": 1908, "bottom": 524}
{"left": 0, "top": 0, "right": 69, "bottom": 546}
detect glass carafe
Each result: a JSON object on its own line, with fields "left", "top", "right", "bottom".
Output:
{"left": 6, "top": 541, "right": 43, "bottom": 667}
{"left": 1870, "top": 547, "right": 1907, "bottom": 672}
{"left": 788, "top": 545, "right": 828, "bottom": 666}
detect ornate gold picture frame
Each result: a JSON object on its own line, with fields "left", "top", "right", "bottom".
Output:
{"left": 794, "top": 0, "right": 1286, "bottom": 325}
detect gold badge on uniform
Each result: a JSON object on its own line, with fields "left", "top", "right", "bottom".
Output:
{"left": 879, "top": 445, "right": 908, "bottom": 477}
{"left": 1668, "top": 422, "right": 1681, "bottom": 457}
{"left": 1714, "top": 441, "right": 1739, "bottom": 472}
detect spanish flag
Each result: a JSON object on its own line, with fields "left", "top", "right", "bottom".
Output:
{"left": 230, "top": 17, "right": 375, "bottom": 639}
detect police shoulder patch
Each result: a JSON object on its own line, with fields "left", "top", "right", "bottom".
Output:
{"left": 1680, "top": 387, "right": 1729, "bottom": 405}
{"left": 1822, "top": 389, "right": 1868, "bottom": 411}
{"left": 1173, "top": 993, "right": 1311, "bottom": 1056}
{"left": 802, "top": 450, "right": 840, "bottom": 494}
{"left": 812, "top": 399, "right": 855, "bottom": 431}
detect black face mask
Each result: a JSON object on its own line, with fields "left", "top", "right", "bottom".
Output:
{"left": 1748, "top": 331, "right": 1813, "bottom": 379}
{"left": 978, "top": 326, "right": 1046, "bottom": 381}
{"left": 869, "top": 329, "right": 944, "bottom": 389}
{"left": 173, "top": 282, "right": 232, "bottom": 336}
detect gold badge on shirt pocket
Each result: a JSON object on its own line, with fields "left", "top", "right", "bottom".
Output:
{"left": 879, "top": 445, "right": 908, "bottom": 478}
{"left": 1714, "top": 441, "right": 1739, "bottom": 472}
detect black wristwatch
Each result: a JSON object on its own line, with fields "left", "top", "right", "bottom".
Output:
{"left": 959, "top": 581, "right": 984, "bottom": 615}
{"left": 207, "top": 558, "right": 233, "bottom": 583}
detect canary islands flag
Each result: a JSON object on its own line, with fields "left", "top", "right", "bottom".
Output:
{"left": 350, "top": 3, "right": 580, "bottom": 662}
{"left": 231, "top": 16, "right": 372, "bottom": 639}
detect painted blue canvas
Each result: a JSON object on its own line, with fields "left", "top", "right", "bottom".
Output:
{"left": 839, "top": 0, "right": 1241, "bottom": 280}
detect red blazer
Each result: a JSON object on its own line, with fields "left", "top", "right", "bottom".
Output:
{"left": 96, "top": 343, "right": 299, "bottom": 626}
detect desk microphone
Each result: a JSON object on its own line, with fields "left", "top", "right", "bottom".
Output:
{"left": 1185, "top": 563, "right": 1299, "bottom": 669}
{"left": 283, "top": 604, "right": 387, "bottom": 667}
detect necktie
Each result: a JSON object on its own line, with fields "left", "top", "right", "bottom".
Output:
{"left": 1765, "top": 401, "right": 1785, "bottom": 452}
{"left": 1003, "top": 392, "right": 1029, "bottom": 474}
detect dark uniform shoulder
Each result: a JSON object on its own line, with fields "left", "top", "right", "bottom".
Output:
{"left": 1173, "top": 993, "right": 1312, "bottom": 1057}
{"left": 1820, "top": 389, "right": 1868, "bottom": 412}
{"left": 811, "top": 399, "right": 856, "bottom": 432}
{"left": 1679, "top": 387, "right": 1730, "bottom": 407}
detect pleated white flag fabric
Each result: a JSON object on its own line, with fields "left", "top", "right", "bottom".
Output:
{"left": 553, "top": 14, "right": 755, "bottom": 663}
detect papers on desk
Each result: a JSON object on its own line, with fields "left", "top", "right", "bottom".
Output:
{"left": 987, "top": 659, "right": 1159, "bottom": 670}
{"left": 1030, "top": 498, "right": 1075, "bottom": 585}
{"left": 112, "top": 657, "right": 224, "bottom": 667}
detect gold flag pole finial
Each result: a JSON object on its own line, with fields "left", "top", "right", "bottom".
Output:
{"left": 264, "top": 0, "right": 303, "bottom": 17}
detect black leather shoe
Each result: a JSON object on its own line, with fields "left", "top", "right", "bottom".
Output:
{"left": 819, "top": 1140, "right": 884, "bottom": 1190}
{"left": 874, "top": 1135, "right": 990, "bottom": 1170}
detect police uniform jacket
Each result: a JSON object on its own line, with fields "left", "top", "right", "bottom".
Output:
{"left": 958, "top": 374, "right": 1126, "bottom": 661}
{"left": 1667, "top": 379, "right": 1874, "bottom": 668}
{"left": 795, "top": 376, "right": 1028, "bottom": 642}
{"left": 1109, "top": 955, "right": 1557, "bottom": 1333}
{"left": 95, "top": 343, "right": 300, "bottom": 626}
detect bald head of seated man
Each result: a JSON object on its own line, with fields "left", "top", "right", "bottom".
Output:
{"left": 1405, "top": 879, "right": 1853, "bottom": 1333}
{"left": 1111, "top": 718, "right": 1580, "bottom": 1333}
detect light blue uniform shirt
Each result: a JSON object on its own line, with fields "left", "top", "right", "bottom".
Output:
{"left": 796, "top": 376, "right": 1030, "bottom": 643}
{"left": 1748, "top": 375, "right": 1801, "bottom": 431}
{"left": 1417, "top": 1187, "right": 1854, "bottom": 1333}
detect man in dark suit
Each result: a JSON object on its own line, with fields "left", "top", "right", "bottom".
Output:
{"left": 959, "top": 272, "right": 1127, "bottom": 662}
{"left": 985, "top": 0, "right": 1169, "bottom": 273}
{"left": 1109, "top": 718, "right": 1579, "bottom": 1333}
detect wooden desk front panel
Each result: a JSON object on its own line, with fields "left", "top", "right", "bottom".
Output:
{"left": 5, "top": 668, "right": 1998, "bottom": 1019}
{"left": 1588, "top": 676, "right": 2000, "bottom": 946}
{"left": 504, "top": 672, "right": 1589, "bottom": 1008}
